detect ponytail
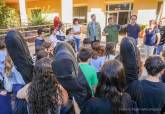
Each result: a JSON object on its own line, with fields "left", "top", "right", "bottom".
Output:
{"left": 107, "top": 86, "right": 123, "bottom": 114}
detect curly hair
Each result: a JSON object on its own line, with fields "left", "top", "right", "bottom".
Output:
{"left": 28, "top": 57, "right": 62, "bottom": 114}
{"left": 145, "top": 56, "right": 165, "bottom": 76}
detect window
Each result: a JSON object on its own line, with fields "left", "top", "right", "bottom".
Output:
{"left": 106, "top": 3, "right": 133, "bottom": 11}
{"left": 73, "top": 6, "right": 87, "bottom": 23}
{"left": 105, "top": 3, "right": 133, "bottom": 25}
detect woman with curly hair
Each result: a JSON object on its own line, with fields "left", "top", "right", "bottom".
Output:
{"left": 17, "top": 57, "right": 68, "bottom": 114}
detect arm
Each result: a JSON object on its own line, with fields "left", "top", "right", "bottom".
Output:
{"left": 143, "top": 29, "right": 146, "bottom": 44}
{"left": 73, "top": 97, "right": 81, "bottom": 114}
{"left": 87, "top": 24, "right": 90, "bottom": 38}
{"left": 91, "top": 70, "right": 98, "bottom": 94}
{"left": 98, "top": 23, "right": 101, "bottom": 39}
{"left": 102, "top": 27, "right": 108, "bottom": 36}
{"left": 58, "top": 84, "right": 68, "bottom": 106}
{"left": 120, "top": 24, "right": 128, "bottom": 29}
{"left": 138, "top": 25, "right": 141, "bottom": 38}
{"left": 156, "top": 32, "right": 161, "bottom": 46}
{"left": 16, "top": 83, "right": 30, "bottom": 101}
{"left": 73, "top": 25, "right": 81, "bottom": 35}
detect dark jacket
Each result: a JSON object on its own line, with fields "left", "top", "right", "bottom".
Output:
{"left": 5, "top": 31, "right": 33, "bottom": 83}
{"left": 52, "top": 42, "right": 92, "bottom": 108}
{"left": 120, "top": 37, "right": 139, "bottom": 85}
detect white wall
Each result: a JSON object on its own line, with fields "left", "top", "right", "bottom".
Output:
{"left": 61, "top": 0, "right": 73, "bottom": 23}
{"left": 137, "top": 9, "right": 156, "bottom": 24}
{"left": 87, "top": 8, "right": 106, "bottom": 31}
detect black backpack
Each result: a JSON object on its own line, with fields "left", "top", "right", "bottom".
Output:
{"left": 52, "top": 42, "right": 92, "bottom": 107}
{"left": 5, "top": 30, "right": 33, "bottom": 83}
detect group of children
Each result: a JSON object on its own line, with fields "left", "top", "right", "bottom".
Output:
{"left": 1, "top": 22, "right": 165, "bottom": 114}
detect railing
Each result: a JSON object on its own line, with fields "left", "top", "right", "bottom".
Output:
{"left": 0, "top": 23, "right": 75, "bottom": 41}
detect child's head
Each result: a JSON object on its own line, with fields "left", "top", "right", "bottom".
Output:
{"left": 36, "top": 50, "right": 49, "bottom": 61}
{"left": 78, "top": 48, "right": 92, "bottom": 62}
{"left": 91, "top": 41, "right": 100, "bottom": 51}
{"left": 42, "top": 42, "right": 53, "bottom": 55}
{"left": 37, "top": 28, "right": 44, "bottom": 37}
{"left": 66, "top": 28, "right": 73, "bottom": 35}
{"left": 43, "top": 42, "right": 51, "bottom": 50}
{"left": 50, "top": 27, "right": 56, "bottom": 35}
{"left": 66, "top": 40, "right": 76, "bottom": 52}
{"left": 105, "top": 42, "right": 116, "bottom": 56}
{"left": 83, "top": 38, "right": 91, "bottom": 48}
{"left": 0, "top": 39, "right": 6, "bottom": 50}
{"left": 4, "top": 56, "right": 13, "bottom": 77}
{"left": 98, "top": 46, "right": 105, "bottom": 56}
{"left": 91, "top": 51, "right": 98, "bottom": 59}
{"left": 35, "top": 45, "right": 45, "bottom": 54}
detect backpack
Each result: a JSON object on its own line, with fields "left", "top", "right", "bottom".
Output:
{"left": 5, "top": 30, "right": 33, "bottom": 83}
{"left": 52, "top": 42, "right": 92, "bottom": 107}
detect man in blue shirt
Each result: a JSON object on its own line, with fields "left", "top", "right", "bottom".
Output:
{"left": 126, "top": 15, "right": 141, "bottom": 45}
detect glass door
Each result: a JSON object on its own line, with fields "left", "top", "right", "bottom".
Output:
{"left": 105, "top": 3, "right": 133, "bottom": 25}
{"left": 118, "top": 12, "right": 129, "bottom": 25}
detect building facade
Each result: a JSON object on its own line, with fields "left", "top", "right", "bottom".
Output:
{"left": 5, "top": 0, "right": 165, "bottom": 28}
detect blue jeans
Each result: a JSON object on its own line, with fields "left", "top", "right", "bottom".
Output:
{"left": 156, "top": 44, "right": 163, "bottom": 55}
{"left": 74, "top": 37, "right": 81, "bottom": 52}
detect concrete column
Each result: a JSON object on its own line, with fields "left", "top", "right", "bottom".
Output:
{"left": 61, "top": 0, "right": 73, "bottom": 23}
{"left": 19, "top": 0, "right": 28, "bottom": 26}
{"left": 162, "top": 1, "right": 165, "bottom": 17}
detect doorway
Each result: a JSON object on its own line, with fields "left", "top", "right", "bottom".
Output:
{"left": 105, "top": 3, "right": 133, "bottom": 25}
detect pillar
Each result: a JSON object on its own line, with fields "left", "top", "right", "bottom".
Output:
{"left": 162, "top": 1, "right": 165, "bottom": 17}
{"left": 61, "top": 0, "right": 73, "bottom": 23}
{"left": 19, "top": 0, "right": 28, "bottom": 26}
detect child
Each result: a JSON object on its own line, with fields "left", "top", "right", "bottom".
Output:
{"left": 35, "top": 28, "right": 45, "bottom": 52}
{"left": 0, "top": 56, "right": 25, "bottom": 114}
{"left": 49, "top": 27, "right": 57, "bottom": 48}
{"left": 99, "top": 42, "right": 116, "bottom": 67}
{"left": 36, "top": 50, "right": 49, "bottom": 61}
{"left": 66, "top": 28, "right": 74, "bottom": 41}
{"left": 78, "top": 48, "right": 98, "bottom": 96}
{"left": 90, "top": 51, "right": 100, "bottom": 73}
{"left": 3, "top": 56, "right": 25, "bottom": 93}
{"left": 83, "top": 38, "right": 91, "bottom": 48}
{"left": 56, "top": 22, "right": 65, "bottom": 41}
{"left": 42, "top": 41, "right": 53, "bottom": 57}
{"left": 0, "top": 39, "right": 7, "bottom": 76}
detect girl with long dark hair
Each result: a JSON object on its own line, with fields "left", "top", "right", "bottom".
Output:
{"left": 74, "top": 60, "right": 138, "bottom": 114}
{"left": 17, "top": 57, "right": 68, "bottom": 114}
{"left": 120, "top": 37, "right": 142, "bottom": 85}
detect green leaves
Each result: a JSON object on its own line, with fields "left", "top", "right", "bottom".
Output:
{"left": 0, "top": 0, "right": 19, "bottom": 28}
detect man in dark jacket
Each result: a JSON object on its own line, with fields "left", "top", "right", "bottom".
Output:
{"left": 156, "top": 17, "right": 165, "bottom": 55}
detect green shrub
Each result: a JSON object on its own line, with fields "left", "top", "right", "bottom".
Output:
{"left": 0, "top": 0, "right": 19, "bottom": 28}
{"left": 30, "top": 11, "right": 51, "bottom": 26}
